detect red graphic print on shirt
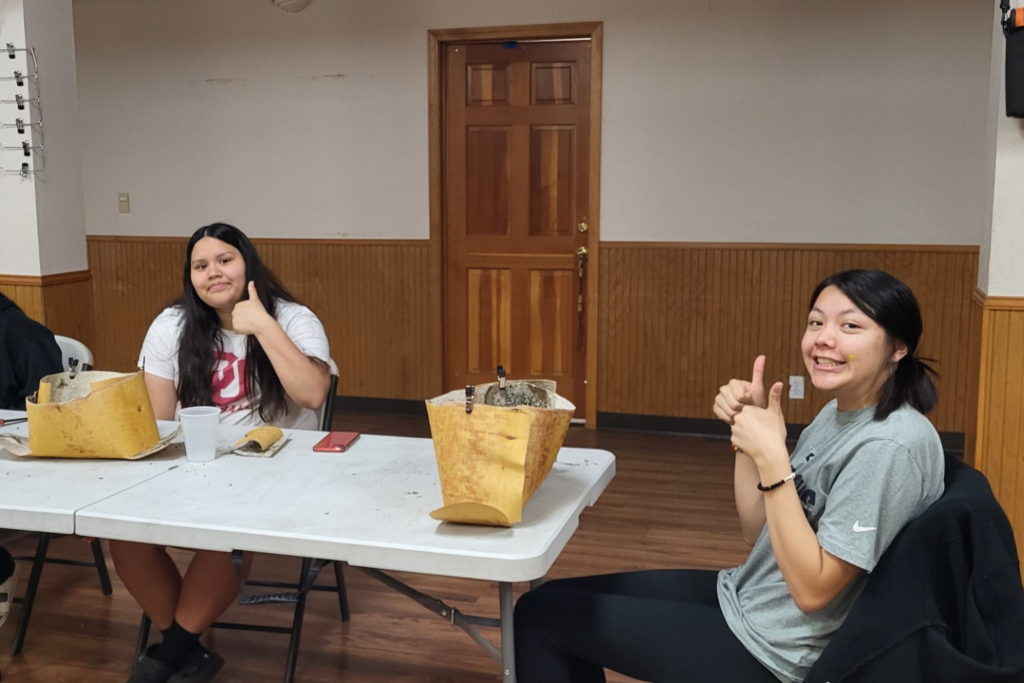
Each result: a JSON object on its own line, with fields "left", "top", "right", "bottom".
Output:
{"left": 210, "top": 351, "right": 249, "bottom": 412}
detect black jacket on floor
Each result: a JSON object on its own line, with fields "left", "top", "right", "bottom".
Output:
{"left": 0, "top": 294, "right": 63, "bottom": 410}
{"left": 805, "top": 454, "right": 1024, "bottom": 683}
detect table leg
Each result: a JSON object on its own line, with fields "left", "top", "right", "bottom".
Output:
{"left": 500, "top": 582, "right": 516, "bottom": 683}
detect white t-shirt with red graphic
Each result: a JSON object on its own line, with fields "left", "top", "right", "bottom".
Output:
{"left": 138, "top": 301, "right": 331, "bottom": 430}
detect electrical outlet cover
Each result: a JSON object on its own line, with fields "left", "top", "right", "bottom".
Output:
{"left": 788, "top": 376, "right": 805, "bottom": 400}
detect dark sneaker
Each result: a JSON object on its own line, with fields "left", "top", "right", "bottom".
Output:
{"left": 0, "top": 560, "right": 18, "bottom": 630}
{"left": 166, "top": 647, "right": 224, "bottom": 683}
{"left": 127, "top": 645, "right": 177, "bottom": 683}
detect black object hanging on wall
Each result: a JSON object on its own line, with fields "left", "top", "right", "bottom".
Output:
{"left": 1003, "top": 0, "right": 1024, "bottom": 117}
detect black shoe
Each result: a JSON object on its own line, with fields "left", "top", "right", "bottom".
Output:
{"left": 127, "top": 645, "right": 177, "bottom": 683}
{"left": 166, "top": 647, "right": 224, "bottom": 683}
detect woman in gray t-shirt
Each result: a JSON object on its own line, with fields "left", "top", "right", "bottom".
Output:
{"left": 514, "top": 269, "right": 945, "bottom": 683}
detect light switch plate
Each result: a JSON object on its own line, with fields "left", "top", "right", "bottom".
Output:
{"left": 118, "top": 192, "right": 130, "bottom": 214}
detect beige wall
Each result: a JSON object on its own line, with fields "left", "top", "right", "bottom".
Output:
{"left": 25, "top": 0, "right": 88, "bottom": 275}
{"left": 0, "top": 0, "right": 42, "bottom": 276}
{"left": 982, "top": 3, "right": 1024, "bottom": 297}
{"left": 0, "top": 0, "right": 87, "bottom": 277}
{"left": 73, "top": 0, "right": 993, "bottom": 244}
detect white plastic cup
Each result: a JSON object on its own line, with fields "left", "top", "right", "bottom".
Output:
{"left": 178, "top": 406, "right": 221, "bottom": 463}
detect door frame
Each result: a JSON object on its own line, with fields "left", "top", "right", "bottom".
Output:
{"left": 427, "top": 22, "right": 603, "bottom": 427}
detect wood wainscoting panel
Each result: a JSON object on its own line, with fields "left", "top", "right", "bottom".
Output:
{"left": 974, "top": 296, "right": 1024, "bottom": 560}
{"left": 87, "top": 237, "right": 441, "bottom": 401}
{"left": 88, "top": 237, "right": 184, "bottom": 372}
{"left": 963, "top": 291, "right": 985, "bottom": 467}
{"left": 0, "top": 271, "right": 95, "bottom": 352}
{"left": 256, "top": 240, "right": 440, "bottom": 399}
{"left": 597, "top": 243, "right": 980, "bottom": 435}
{"left": 88, "top": 237, "right": 979, "bottom": 430}
{"left": 38, "top": 275, "right": 95, "bottom": 348}
{"left": 0, "top": 282, "right": 44, "bottom": 321}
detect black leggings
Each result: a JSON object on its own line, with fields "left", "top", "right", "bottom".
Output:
{"left": 513, "top": 569, "right": 778, "bottom": 683}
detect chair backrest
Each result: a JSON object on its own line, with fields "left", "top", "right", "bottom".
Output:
{"left": 53, "top": 335, "right": 94, "bottom": 372}
{"left": 805, "top": 456, "right": 1024, "bottom": 682}
{"left": 316, "top": 359, "right": 339, "bottom": 431}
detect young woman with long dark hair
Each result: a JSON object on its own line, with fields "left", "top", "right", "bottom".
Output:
{"left": 513, "top": 269, "right": 944, "bottom": 682}
{"left": 140, "top": 222, "right": 330, "bottom": 428}
{"left": 112, "top": 223, "right": 331, "bottom": 683}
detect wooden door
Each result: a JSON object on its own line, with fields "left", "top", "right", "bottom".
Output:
{"left": 444, "top": 39, "right": 593, "bottom": 415}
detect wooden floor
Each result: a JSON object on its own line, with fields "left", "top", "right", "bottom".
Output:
{"left": 0, "top": 414, "right": 751, "bottom": 683}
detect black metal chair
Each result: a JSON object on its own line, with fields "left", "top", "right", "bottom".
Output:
{"left": 135, "top": 365, "right": 349, "bottom": 683}
{"left": 136, "top": 555, "right": 348, "bottom": 683}
{"left": 11, "top": 534, "right": 112, "bottom": 655}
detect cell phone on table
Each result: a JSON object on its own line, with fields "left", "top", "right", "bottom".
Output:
{"left": 313, "top": 431, "right": 361, "bottom": 452}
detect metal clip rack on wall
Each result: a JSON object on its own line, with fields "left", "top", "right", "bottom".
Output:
{"left": 1, "top": 42, "right": 43, "bottom": 176}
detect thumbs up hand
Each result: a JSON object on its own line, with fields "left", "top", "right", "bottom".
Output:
{"left": 713, "top": 355, "right": 768, "bottom": 425}
{"left": 730, "top": 381, "right": 788, "bottom": 466}
{"left": 230, "top": 281, "right": 273, "bottom": 336}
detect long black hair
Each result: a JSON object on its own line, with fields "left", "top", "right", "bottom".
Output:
{"left": 809, "top": 269, "right": 938, "bottom": 420}
{"left": 176, "top": 223, "right": 298, "bottom": 422}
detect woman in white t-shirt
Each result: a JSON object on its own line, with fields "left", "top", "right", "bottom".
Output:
{"left": 112, "top": 223, "right": 331, "bottom": 683}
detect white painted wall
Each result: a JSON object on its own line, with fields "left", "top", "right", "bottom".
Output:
{"left": 982, "top": 11, "right": 1024, "bottom": 298}
{"left": 0, "top": 0, "right": 42, "bottom": 276}
{"left": 73, "top": 0, "right": 994, "bottom": 244}
{"left": 24, "top": 0, "right": 87, "bottom": 275}
{"left": 0, "top": 0, "right": 87, "bottom": 277}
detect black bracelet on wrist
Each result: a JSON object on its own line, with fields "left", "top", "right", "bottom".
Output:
{"left": 757, "top": 471, "right": 796, "bottom": 492}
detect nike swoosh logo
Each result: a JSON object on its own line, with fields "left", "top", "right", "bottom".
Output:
{"left": 853, "top": 521, "right": 877, "bottom": 533}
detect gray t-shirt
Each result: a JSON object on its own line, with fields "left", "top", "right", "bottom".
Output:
{"left": 717, "top": 400, "right": 945, "bottom": 682}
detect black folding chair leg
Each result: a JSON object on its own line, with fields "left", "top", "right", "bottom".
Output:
{"left": 11, "top": 533, "right": 50, "bottom": 656}
{"left": 332, "top": 561, "right": 350, "bottom": 623}
{"left": 89, "top": 539, "right": 113, "bottom": 595}
{"left": 283, "top": 558, "right": 313, "bottom": 683}
{"left": 135, "top": 613, "right": 152, "bottom": 661}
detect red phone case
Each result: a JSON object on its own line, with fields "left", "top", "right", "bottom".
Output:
{"left": 313, "top": 431, "right": 360, "bottom": 452}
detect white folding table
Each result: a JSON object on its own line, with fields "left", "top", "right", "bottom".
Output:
{"left": 0, "top": 409, "right": 185, "bottom": 664}
{"left": 75, "top": 430, "right": 616, "bottom": 682}
{"left": 0, "top": 410, "right": 184, "bottom": 534}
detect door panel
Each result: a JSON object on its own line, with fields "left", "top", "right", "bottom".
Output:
{"left": 530, "top": 126, "right": 575, "bottom": 237}
{"left": 529, "top": 270, "right": 575, "bottom": 376}
{"left": 466, "top": 127, "right": 511, "bottom": 236}
{"left": 531, "top": 62, "right": 576, "bottom": 105}
{"left": 445, "top": 39, "right": 592, "bottom": 414}
{"left": 466, "top": 269, "right": 513, "bottom": 375}
{"left": 467, "top": 64, "right": 510, "bottom": 105}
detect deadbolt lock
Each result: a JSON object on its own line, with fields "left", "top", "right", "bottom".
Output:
{"left": 577, "top": 222, "right": 588, "bottom": 233}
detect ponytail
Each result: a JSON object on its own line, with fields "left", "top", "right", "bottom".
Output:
{"left": 875, "top": 355, "right": 938, "bottom": 420}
